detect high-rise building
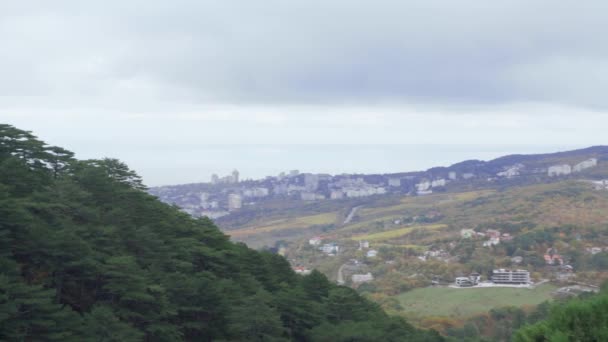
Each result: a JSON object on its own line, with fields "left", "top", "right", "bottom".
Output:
{"left": 228, "top": 194, "right": 242, "bottom": 210}
{"left": 232, "top": 169, "right": 239, "bottom": 183}
{"left": 388, "top": 178, "right": 401, "bottom": 187}
{"left": 304, "top": 174, "right": 319, "bottom": 191}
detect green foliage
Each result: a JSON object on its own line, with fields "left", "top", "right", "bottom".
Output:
{"left": 514, "top": 291, "right": 608, "bottom": 341}
{"left": 0, "top": 125, "right": 440, "bottom": 341}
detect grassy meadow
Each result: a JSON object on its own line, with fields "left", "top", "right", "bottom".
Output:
{"left": 351, "top": 224, "right": 448, "bottom": 242}
{"left": 396, "top": 284, "right": 557, "bottom": 318}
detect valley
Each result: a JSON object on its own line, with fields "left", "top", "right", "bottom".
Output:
{"left": 151, "top": 146, "right": 608, "bottom": 335}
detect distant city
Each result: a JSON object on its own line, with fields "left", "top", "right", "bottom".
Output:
{"left": 150, "top": 169, "right": 396, "bottom": 219}
{"left": 149, "top": 155, "right": 601, "bottom": 220}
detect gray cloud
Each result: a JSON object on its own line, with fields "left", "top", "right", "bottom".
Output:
{"left": 4, "top": 1, "right": 608, "bottom": 186}
{"left": 2, "top": 1, "right": 608, "bottom": 108}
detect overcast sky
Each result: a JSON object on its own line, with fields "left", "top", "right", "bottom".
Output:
{"left": 2, "top": 1, "right": 607, "bottom": 185}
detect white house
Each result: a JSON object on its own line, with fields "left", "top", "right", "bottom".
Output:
{"left": 511, "top": 256, "right": 524, "bottom": 264}
{"left": 330, "top": 190, "right": 344, "bottom": 199}
{"left": 460, "top": 229, "right": 476, "bottom": 239}
{"left": 366, "top": 250, "right": 378, "bottom": 258}
{"left": 388, "top": 178, "right": 401, "bottom": 187}
{"left": 455, "top": 277, "right": 473, "bottom": 287}
{"left": 415, "top": 181, "right": 431, "bottom": 192}
{"left": 431, "top": 179, "right": 447, "bottom": 187}
{"left": 309, "top": 236, "right": 322, "bottom": 246}
{"left": 293, "top": 267, "right": 312, "bottom": 275}
{"left": 497, "top": 164, "right": 523, "bottom": 178}
{"left": 352, "top": 273, "right": 374, "bottom": 284}
{"left": 483, "top": 237, "right": 500, "bottom": 247}
{"left": 573, "top": 158, "right": 598, "bottom": 172}
{"left": 320, "top": 243, "right": 339, "bottom": 255}
{"left": 548, "top": 164, "right": 572, "bottom": 177}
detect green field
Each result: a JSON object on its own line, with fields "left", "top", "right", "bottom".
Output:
{"left": 351, "top": 224, "right": 447, "bottom": 241}
{"left": 396, "top": 284, "right": 557, "bottom": 318}
{"left": 230, "top": 212, "right": 338, "bottom": 237}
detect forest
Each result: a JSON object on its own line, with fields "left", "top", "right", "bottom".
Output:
{"left": 0, "top": 123, "right": 444, "bottom": 341}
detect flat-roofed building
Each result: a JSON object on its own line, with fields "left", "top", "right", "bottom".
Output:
{"left": 352, "top": 273, "right": 374, "bottom": 284}
{"left": 491, "top": 269, "right": 530, "bottom": 284}
{"left": 455, "top": 277, "right": 474, "bottom": 287}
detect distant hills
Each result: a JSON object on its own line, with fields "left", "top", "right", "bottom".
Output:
{"left": 150, "top": 145, "right": 608, "bottom": 229}
{"left": 184, "top": 145, "right": 608, "bottom": 340}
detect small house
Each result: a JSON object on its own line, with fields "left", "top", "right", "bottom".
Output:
{"left": 352, "top": 273, "right": 374, "bottom": 284}
{"left": 309, "top": 236, "right": 322, "bottom": 246}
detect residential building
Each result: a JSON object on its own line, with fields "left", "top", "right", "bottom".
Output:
{"left": 590, "top": 180, "right": 608, "bottom": 190}
{"left": 544, "top": 254, "right": 563, "bottom": 265}
{"left": 497, "top": 165, "right": 522, "bottom": 178}
{"left": 469, "top": 272, "right": 481, "bottom": 284}
{"left": 199, "top": 192, "right": 209, "bottom": 202}
{"left": 416, "top": 181, "right": 431, "bottom": 192}
{"left": 273, "top": 183, "right": 288, "bottom": 195}
{"left": 511, "top": 256, "right": 524, "bottom": 264}
{"left": 301, "top": 192, "right": 317, "bottom": 201}
{"left": 212, "top": 170, "right": 239, "bottom": 184}
{"left": 388, "top": 178, "right": 401, "bottom": 187}
{"left": 352, "top": 273, "right": 374, "bottom": 284}
{"left": 243, "top": 187, "right": 269, "bottom": 198}
{"left": 548, "top": 164, "right": 572, "bottom": 177}
{"left": 491, "top": 269, "right": 530, "bottom": 284}
{"left": 431, "top": 179, "right": 447, "bottom": 187}
{"left": 359, "top": 240, "right": 370, "bottom": 249}
{"left": 304, "top": 174, "right": 319, "bottom": 191}
{"left": 544, "top": 247, "right": 564, "bottom": 265}
{"left": 309, "top": 236, "right": 322, "bottom": 246}
{"left": 460, "top": 229, "right": 476, "bottom": 239}
{"left": 330, "top": 190, "right": 344, "bottom": 199}
{"left": 366, "top": 250, "right": 378, "bottom": 258}
{"left": 483, "top": 237, "right": 500, "bottom": 247}
{"left": 486, "top": 229, "right": 501, "bottom": 238}
{"left": 293, "top": 267, "right": 311, "bottom": 275}
{"left": 573, "top": 158, "right": 598, "bottom": 173}
{"left": 228, "top": 194, "right": 242, "bottom": 210}
{"left": 320, "top": 243, "right": 339, "bottom": 255}
{"left": 455, "top": 277, "right": 474, "bottom": 287}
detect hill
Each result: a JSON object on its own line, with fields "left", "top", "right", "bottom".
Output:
{"left": 150, "top": 145, "right": 608, "bottom": 237}
{"left": 176, "top": 146, "right": 608, "bottom": 338}
{"left": 0, "top": 124, "right": 442, "bottom": 341}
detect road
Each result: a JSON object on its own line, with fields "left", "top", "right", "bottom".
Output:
{"left": 343, "top": 205, "right": 363, "bottom": 225}
{"left": 337, "top": 263, "right": 347, "bottom": 285}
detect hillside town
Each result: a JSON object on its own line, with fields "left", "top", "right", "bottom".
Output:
{"left": 149, "top": 157, "right": 602, "bottom": 220}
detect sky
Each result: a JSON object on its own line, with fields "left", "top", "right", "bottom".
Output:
{"left": 2, "top": 1, "right": 608, "bottom": 186}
